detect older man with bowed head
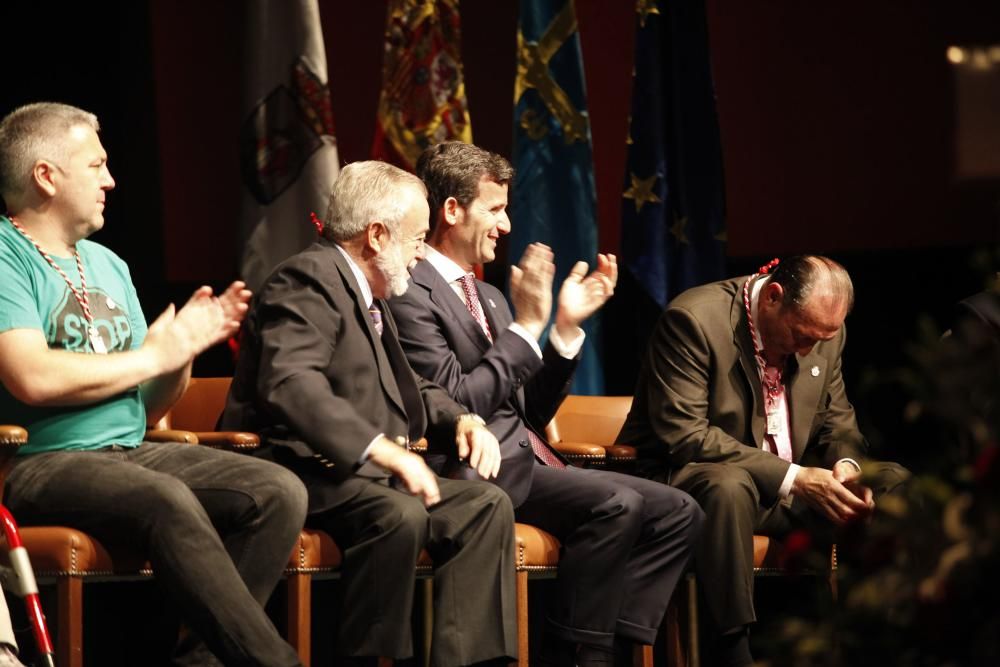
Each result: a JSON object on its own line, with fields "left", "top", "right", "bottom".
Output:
{"left": 221, "top": 160, "right": 518, "bottom": 667}
{"left": 0, "top": 102, "right": 308, "bottom": 666}
{"left": 619, "top": 255, "right": 909, "bottom": 666}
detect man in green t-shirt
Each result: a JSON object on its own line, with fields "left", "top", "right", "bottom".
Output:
{"left": 0, "top": 102, "right": 307, "bottom": 667}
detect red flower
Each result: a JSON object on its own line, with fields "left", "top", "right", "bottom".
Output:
{"left": 973, "top": 442, "right": 1000, "bottom": 483}
{"left": 779, "top": 529, "right": 813, "bottom": 569}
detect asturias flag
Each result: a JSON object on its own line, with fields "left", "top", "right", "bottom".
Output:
{"left": 510, "top": 0, "right": 603, "bottom": 395}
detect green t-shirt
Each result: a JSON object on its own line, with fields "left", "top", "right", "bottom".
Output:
{"left": 0, "top": 216, "right": 148, "bottom": 454}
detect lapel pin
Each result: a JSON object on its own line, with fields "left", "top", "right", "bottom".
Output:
{"left": 488, "top": 298, "right": 496, "bottom": 308}
{"left": 810, "top": 365, "right": 820, "bottom": 377}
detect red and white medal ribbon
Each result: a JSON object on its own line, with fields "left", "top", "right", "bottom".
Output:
{"left": 742, "top": 259, "right": 782, "bottom": 435}
{"left": 8, "top": 217, "right": 107, "bottom": 354}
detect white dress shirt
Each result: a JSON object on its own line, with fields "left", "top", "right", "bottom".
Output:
{"left": 422, "top": 245, "right": 585, "bottom": 359}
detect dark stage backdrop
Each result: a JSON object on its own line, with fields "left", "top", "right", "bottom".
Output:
{"left": 1, "top": 0, "right": 999, "bottom": 404}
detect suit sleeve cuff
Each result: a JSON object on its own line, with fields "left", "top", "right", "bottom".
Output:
{"left": 835, "top": 457, "right": 862, "bottom": 473}
{"left": 779, "top": 463, "right": 801, "bottom": 499}
{"left": 508, "top": 322, "right": 543, "bottom": 359}
{"left": 547, "top": 325, "right": 585, "bottom": 359}
{"left": 358, "top": 433, "right": 384, "bottom": 464}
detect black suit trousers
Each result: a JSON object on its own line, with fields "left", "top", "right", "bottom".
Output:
{"left": 307, "top": 474, "right": 518, "bottom": 666}
{"left": 513, "top": 465, "right": 703, "bottom": 647}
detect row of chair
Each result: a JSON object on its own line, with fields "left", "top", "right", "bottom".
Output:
{"left": 0, "top": 381, "right": 834, "bottom": 666}
{"left": 0, "top": 379, "right": 568, "bottom": 667}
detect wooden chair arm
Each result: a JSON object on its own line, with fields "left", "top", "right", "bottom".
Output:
{"left": 604, "top": 444, "right": 637, "bottom": 460}
{"left": 144, "top": 428, "right": 199, "bottom": 444}
{"left": 0, "top": 425, "right": 26, "bottom": 495}
{"left": 193, "top": 432, "right": 260, "bottom": 452}
{"left": 551, "top": 441, "right": 606, "bottom": 458}
{"left": 0, "top": 425, "right": 27, "bottom": 447}
{"left": 145, "top": 428, "right": 260, "bottom": 452}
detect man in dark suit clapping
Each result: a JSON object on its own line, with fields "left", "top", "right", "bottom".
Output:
{"left": 389, "top": 142, "right": 702, "bottom": 666}
{"left": 221, "top": 160, "right": 517, "bottom": 667}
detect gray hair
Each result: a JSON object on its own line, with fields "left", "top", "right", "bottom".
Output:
{"left": 0, "top": 102, "right": 100, "bottom": 200}
{"left": 321, "top": 160, "right": 426, "bottom": 243}
{"left": 769, "top": 255, "right": 855, "bottom": 313}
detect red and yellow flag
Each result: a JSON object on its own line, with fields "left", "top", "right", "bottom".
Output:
{"left": 371, "top": 0, "right": 472, "bottom": 170}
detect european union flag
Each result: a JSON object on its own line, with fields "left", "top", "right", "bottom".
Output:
{"left": 510, "top": 0, "right": 603, "bottom": 395}
{"left": 622, "top": 0, "right": 726, "bottom": 309}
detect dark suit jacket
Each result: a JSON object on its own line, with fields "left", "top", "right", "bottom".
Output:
{"left": 617, "top": 277, "right": 867, "bottom": 506}
{"left": 954, "top": 288, "right": 1000, "bottom": 344}
{"left": 388, "top": 259, "right": 576, "bottom": 508}
{"left": 220, "top": 240, "right": 466, "bottom": 512}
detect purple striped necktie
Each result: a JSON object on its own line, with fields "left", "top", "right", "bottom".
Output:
{"left": 369, "top": 304, "right": 383, "bottom": 336}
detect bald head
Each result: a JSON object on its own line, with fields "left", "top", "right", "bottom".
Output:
{"left": 757, "top": 255, "right": 853, "bottom": 360}
{"left": 769, "top": 255, "right": 854, "bottom": 315}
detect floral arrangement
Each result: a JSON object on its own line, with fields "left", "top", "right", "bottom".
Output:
{"left": 761, "top": 279, "right": 1000, "bottom": 666}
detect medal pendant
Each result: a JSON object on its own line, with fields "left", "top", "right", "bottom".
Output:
{"left": 88, "top": 326, "right": 108, "bottom": 354}
{"left": 766, "top": 411, "right": 781, "bottom": 436}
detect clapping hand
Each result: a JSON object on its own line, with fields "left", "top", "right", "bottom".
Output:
{"left": 555, "top": 253, "right": 617, "bottom": 332}
{"left": 510, "top": 243, "right": 555, "bottom": 339}
{"left": 145, "top": 282, "right": 252, "bottom": 374}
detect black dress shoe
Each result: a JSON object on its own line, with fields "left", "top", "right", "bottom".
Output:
{"left": 538, "top": 634, "right": 576, "bottom": 667}
{"left": 337, "top": 657, "right": 379, "bottom": 667}
{"left": 705, "top": 626, "right": 753, "bottom": 667}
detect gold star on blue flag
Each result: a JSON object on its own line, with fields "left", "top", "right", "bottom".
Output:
{"left": 623, "top": 171, "right": 663, "bottom": 213}
{"left": 636, "top": 0, "right": 661, "bottom": 28}
{"left": 620, "top": 0, "right": 726, "bottom": 308}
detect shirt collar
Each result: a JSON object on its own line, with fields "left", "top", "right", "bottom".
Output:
{"left": 335, "top": 244, "right": 374, "bottom": 308}
{"left": 423, "top": 244, "right": 471, "bottom": 284}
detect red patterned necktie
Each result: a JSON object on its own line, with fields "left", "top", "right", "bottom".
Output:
{"left": 763, "top": 366, "right": 793, "bottom": 462}
{"left": 527, "top": 429, "right": 566, "bottom": 468}
{"left": 457, "top": 274, "right": 493, "bottom": 342}
{"left": 456, "top": 275, "right": 562, "bottom": 467}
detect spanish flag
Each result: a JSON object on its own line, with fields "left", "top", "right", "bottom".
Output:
{"left": 371, "top": 0, "right": 472, "bottom": 170}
